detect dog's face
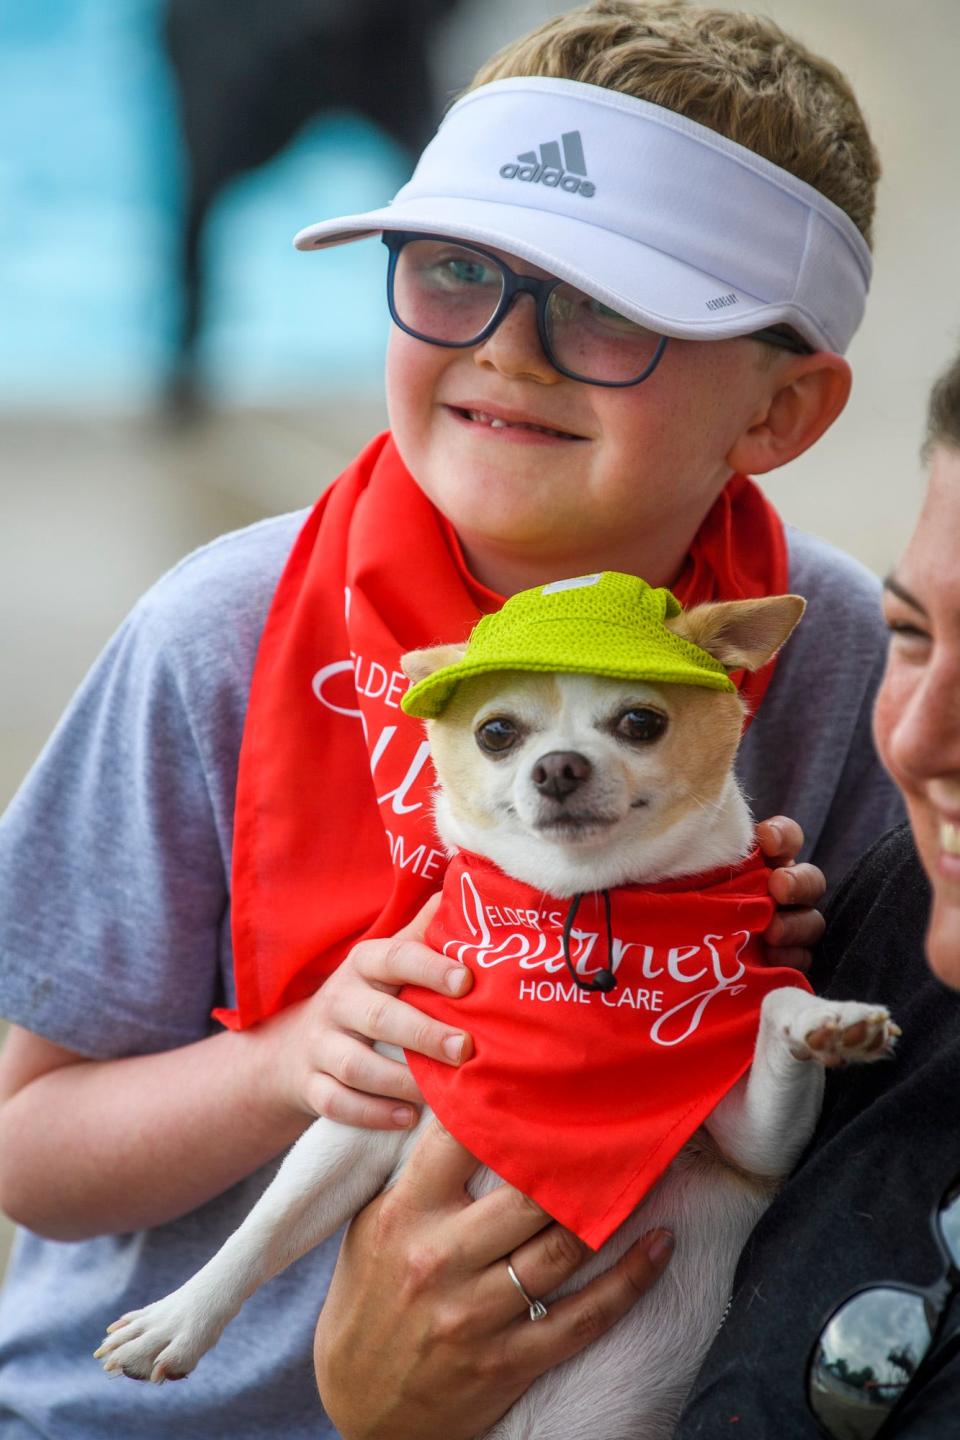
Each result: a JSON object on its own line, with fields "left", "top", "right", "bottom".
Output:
{"left": 403, "top": 594, "right": 804, "bottom": 894}
{"left": 423, "top": 670, "right": 746, "bottom": 893}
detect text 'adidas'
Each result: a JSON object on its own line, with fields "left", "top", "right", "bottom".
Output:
{"left": 498, "top": 131, "right": 596, "bottom": 199}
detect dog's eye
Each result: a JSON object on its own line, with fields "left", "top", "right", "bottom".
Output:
{"left": 476, "top": 717, "right": 521, "bottom": 755}
{"left": 614, "top": 707, "right": 668, "bottom": 744}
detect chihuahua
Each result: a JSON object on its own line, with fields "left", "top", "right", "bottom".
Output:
{"left": 97, "top": 580, "right": 897, "bottom": 1439}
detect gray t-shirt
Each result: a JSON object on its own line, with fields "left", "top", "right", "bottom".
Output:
{"left": 0, "top": 511, "right": 903, "bottom": 1438}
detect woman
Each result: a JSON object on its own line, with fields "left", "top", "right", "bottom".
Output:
{"left": 315, "top": 350, "right": 960, "bottom": 1439}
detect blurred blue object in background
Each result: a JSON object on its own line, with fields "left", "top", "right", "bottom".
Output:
{"left": 0, "top": 0, "right": 414, "bottom": 408}
{"left": 194, "top": 114, "right": 404, "bottom": 403}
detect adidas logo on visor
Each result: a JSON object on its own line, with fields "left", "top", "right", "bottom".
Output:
{"left": 498, "top": 131, "right": 596, "bottom": 198}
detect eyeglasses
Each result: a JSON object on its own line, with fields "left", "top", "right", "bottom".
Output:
{"left": 806, "top": 1173, "right": 960, "bottom": 1439}
{"left": 382, "top": 232, "right": 812, "bottom": 389}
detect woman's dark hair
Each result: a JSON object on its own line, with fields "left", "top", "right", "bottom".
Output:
{"left": 924, "top": 348, "right": 960, "bottom": 460}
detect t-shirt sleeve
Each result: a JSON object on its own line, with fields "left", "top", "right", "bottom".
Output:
{"left": 0, "top": 513, "right": 303, "bottom": 1059}
{"left": 737, "top": 526, "right": 905, "bottom": 897}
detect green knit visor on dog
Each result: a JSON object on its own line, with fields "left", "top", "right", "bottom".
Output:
{"left": 401, "top": 571, "right": 735, "bottom": 719}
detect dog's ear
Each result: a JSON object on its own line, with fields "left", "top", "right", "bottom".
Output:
{"left": 666, "top": 595, "right": 806, "bottom": 672}
{"left": 400, "top": 643, "right": 469, "bottom": 684}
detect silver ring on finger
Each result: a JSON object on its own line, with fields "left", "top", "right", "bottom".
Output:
{"left": 506, "top": 1261, "right": 549, "bottom": 1321}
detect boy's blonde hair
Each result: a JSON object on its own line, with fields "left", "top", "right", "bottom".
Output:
{"left": 469, "top": 0, "right": 880, "bottom": 248}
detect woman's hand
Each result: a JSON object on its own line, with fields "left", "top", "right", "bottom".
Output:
{"left": 757, "top": 815, "right": 827, "bottom": 970}
{"left": 255, "top": 895, "right": 474, "bottom": 1130}
{"left": 315, "top": 1120, "right": 674, "bottom": 1440}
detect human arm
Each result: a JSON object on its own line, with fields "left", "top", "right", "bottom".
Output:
{"left": 0, "top": 898, "right": 473, "bottom": 1241}
{"left": 0, "top": 525, "right": 475, "bottom": 1238}
{"left": 0, "top": 1019, "right": 311, "bottom": 1240}
{"left": 315, "top": 1120, "right": 674, "bottom": 1440}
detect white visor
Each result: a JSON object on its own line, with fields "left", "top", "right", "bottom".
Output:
{"left": 294, "top": 76, "right": 871, "bottom": 355}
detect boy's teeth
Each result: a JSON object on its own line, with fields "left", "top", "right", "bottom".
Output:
{"left": 466, "top": 409, "right": 565, "bottom": 436}
{"left": 941, "top": 820, "right": 960, "bottom": 855}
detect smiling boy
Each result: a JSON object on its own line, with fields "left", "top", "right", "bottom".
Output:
{"left": 0, "top": 4, "right": 905, "bottom": 1437}
{"left": 386, "top": 263, "right": 836, "bottom": 596}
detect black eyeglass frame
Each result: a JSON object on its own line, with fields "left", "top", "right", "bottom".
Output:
{"left": 382, "top": 231, "right": 813, "bottom": 388}
{"left": 805, "top": 1172, "right": 960, "bottom": 1439}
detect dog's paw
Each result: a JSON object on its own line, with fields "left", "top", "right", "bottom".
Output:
{"left": 786, "top": 999, "right": 900, "bottom": 1068}
{"left": 94, "top": 1290, "right": 223, "bottom": 1383}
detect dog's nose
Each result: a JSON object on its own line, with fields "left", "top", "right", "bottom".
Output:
{"left": 531, "top": 751, "right": 592, "bottom": 801}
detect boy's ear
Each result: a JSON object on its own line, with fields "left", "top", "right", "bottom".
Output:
{"left": 726, "top": 352, "right": 851, "bottom": 476}
{"left": 668, "top": 595, "right": 806, "bottom": 672}
{"left": 401, "top": 643, "right": 468, "bottom": 684}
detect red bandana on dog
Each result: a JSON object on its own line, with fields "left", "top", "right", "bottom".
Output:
{"left": 405, "top": 849, "right": 811, "bottom": 1249}
{"left": 216, "top": 432, "right": 787, "bottom": 1031}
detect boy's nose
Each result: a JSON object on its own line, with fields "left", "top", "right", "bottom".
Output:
{"left": 531, "top": 751, "right": 593, "bottom": 801}
{"left": 473, "top": 294, "right": 560, "bottom": 384}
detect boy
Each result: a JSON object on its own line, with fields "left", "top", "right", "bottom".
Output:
{"left": 0, "top": 3, "right": 902, "bottom": 1436}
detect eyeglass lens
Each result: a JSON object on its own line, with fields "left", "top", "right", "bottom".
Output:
{"left": 391, "top": 238, "right": 663, "bottom": 384}
{"left": 809, "top": 1188, "right": 960, "bottom": 1439}
{"left": 809, "top": 1289, "right": 933, "bottom": 1439}
{"left": 938, "top": 1182, "right": 960, "bottom": 1267}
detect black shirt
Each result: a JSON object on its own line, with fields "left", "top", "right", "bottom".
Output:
{"left": 676, "top": 825, "right": 960, "bottom": 1438}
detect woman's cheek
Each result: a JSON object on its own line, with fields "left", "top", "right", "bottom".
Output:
{"left": 871, "top": 655, "right": 903, "bottom": 786}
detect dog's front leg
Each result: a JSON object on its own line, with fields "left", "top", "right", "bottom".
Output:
{"left": 704, "top": 987, "right": 898, "bottom": 1178}
{"left": 96, "top": 1112, "right": 418, "bottom": 1383}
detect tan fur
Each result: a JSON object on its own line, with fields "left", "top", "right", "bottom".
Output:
{"left": 643, "top": 685, "right": 744, "bottom": 834}
{"left": 430, "top": 673, "right": 744, "bottom": 842}
{"left": 419, "top": 671, "right": 755, "bottom": 895}
{"left": 667, "top": 595, "right": 806, "bottom": 672}
{"left": 401, "top": 643, "right": 467, "bottom": 685}
{"left": 427, "top": 671, "right": 563, "bottom": 834}
{"left": 412, "top": 595, "right": 803, "bottom": 890}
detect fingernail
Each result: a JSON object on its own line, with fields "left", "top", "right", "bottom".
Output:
{"left": 392, "top": 1106, "right": 416, "bottom": 1127}
{"left": 647, "top": 1229, "right": 675, "bottom": 1265}
{"left": 442, "top": 1034, "right": 465, "bottom": 1063}
{"left": 766, "top": 822, "right": 782, "bottom": 847}
{"left": 781, "top": 871, "right": 796, "bottom": 900}
{"left": 446, "top": 966, "right": 469, "bottom": 995}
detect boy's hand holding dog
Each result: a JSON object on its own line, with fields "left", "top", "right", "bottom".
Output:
{"left": 757, "top": 815, "right": 827, "bottom": 967}
{"left": 258, "top": 894, "right": 474, "bottom": 1131}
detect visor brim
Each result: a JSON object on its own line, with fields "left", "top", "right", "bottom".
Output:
{"left": 294, "top": 197, "right": 831, "bottom": 351}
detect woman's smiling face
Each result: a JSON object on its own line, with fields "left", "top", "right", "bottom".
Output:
{"left": 874, "top": 445, "right": 960, "bottom": 986}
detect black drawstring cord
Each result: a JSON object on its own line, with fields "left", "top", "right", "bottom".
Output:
{"left": 562, "top": 890, "right": 618, "bottom": 993}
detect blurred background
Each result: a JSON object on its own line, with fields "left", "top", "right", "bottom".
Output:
{"left": 1, "top": 0, "right": 959, "bottom": 1272}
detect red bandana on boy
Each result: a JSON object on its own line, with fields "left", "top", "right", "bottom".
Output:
{"left": 216, "top": 432, "right": 788, "bottom": 1031}
{"left": 405, "top": 849, "right": 811, "bottom": 1249}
